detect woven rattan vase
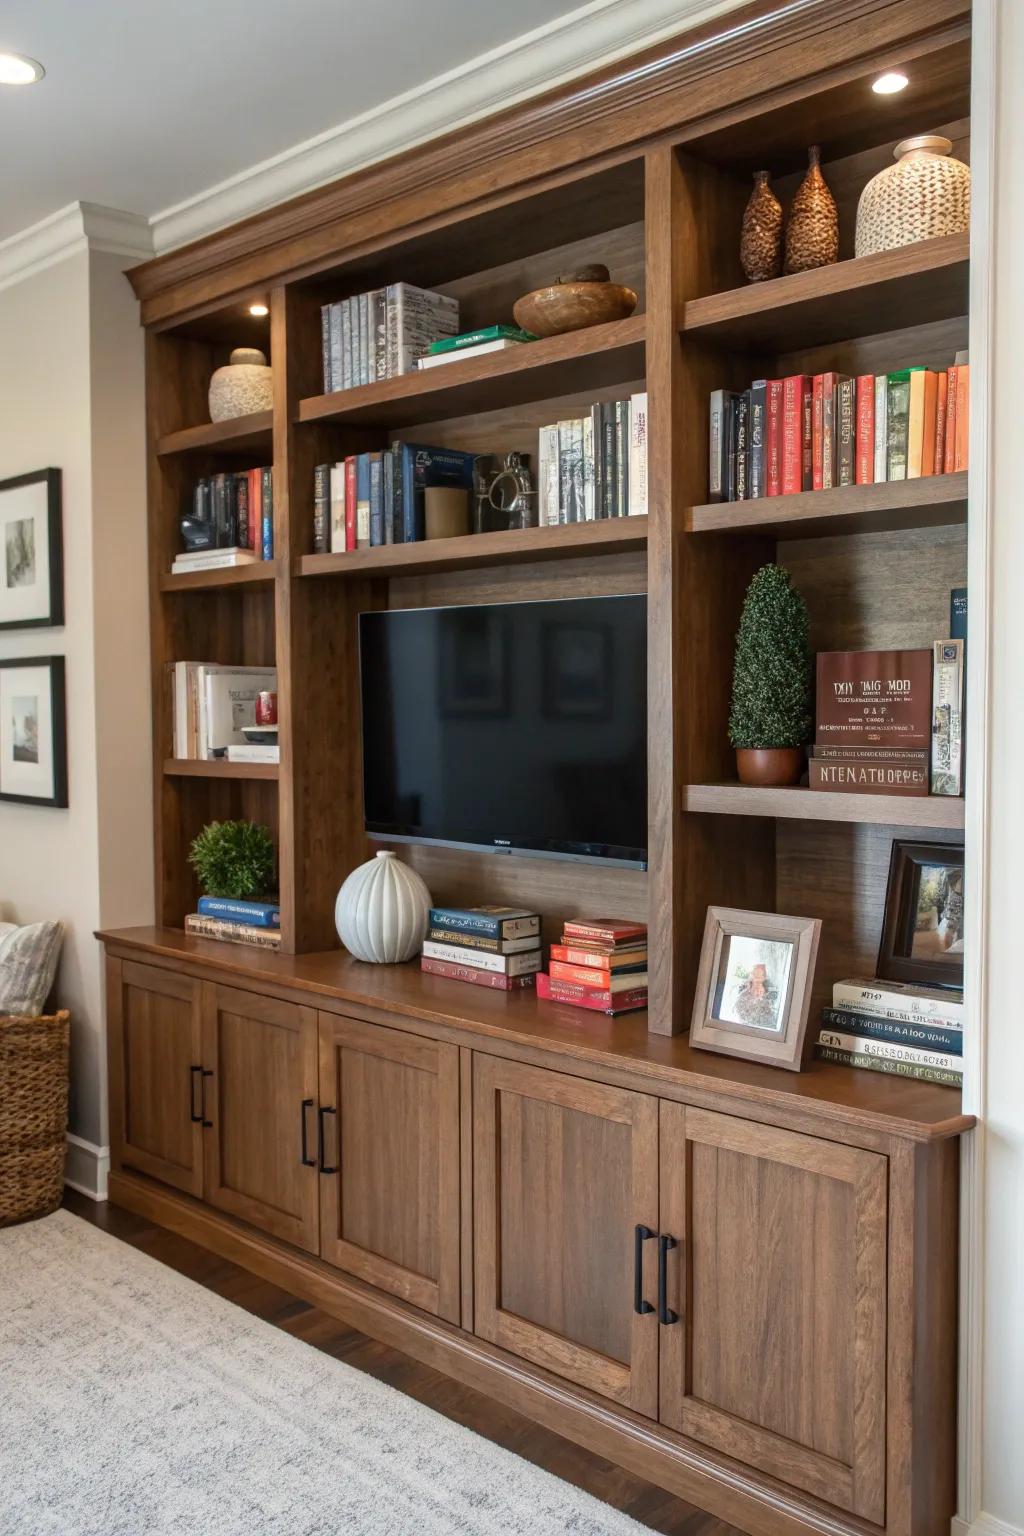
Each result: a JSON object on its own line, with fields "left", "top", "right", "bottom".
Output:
{"left": 855, "top": 135, "right": 970, "bottom": 257}
{"left": 0, "top": 1011, "right": 70, "bottom": 1226}
{"left": 740, "top": 171, "right": 783, "bottom": 282}
{"left": 784, "top": 145, "right": 839, "bottom": 274}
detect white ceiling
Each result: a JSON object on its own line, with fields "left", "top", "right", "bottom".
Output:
{"left": 0, "top": 0, "right": 590, "bottom": 243}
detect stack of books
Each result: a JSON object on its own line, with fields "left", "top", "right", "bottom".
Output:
{"left": 538, "top": 394, "right": 647, "bottom": 524}
{"left": 417, "top": 325, "right": 535, "bottom": 369}
{"left": 537, "top": 918, "right": 648, "bottom": 1015}
{"left": 421, "top": 906, "right": 542, "bottom": 991}
{"left": 708, "top": 355, "right": 969, "bottom": 502}
{"left": 313, "top": 443, "right": 476, "bottom": 552}
{"left": 320, "top": 283, "right": 459, "bottom": 391}
{"left": 173, "top": 468, "right": 274, "bottom": 573}
{"left": 172, "top": 663, "right": 276, "bottom": 760}
{"left": 185, "top": 897, "right": 282, "bottom": 950}
{"left": 815, "top": 977, "right": 963, "bottom": 1088}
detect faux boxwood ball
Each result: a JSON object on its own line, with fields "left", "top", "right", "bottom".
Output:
{"left": 335, "top": 851, "right": 432, "bottom": 964}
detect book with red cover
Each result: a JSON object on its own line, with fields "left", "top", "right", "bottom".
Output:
{"left": 765, "top": 379, "right": 784, "bottom": 496}
{"left": 944, "top": 367, "right": 958, "bottom": 475}
{"left": 249, "top": 468, "right": 262, "bottom": 553}
{"left": 549, "top": 960, "right": 649, "bottom": 989}
{"left": 855, "top": 375, "right": 874, "bottom": 485}
{"left": 537, "top": 972, "right": 648, "bottom": 1015}
{"left": 808, "top": 757, "right": 929, "bottom": 795}
{"left": 344, "top": 456, "right": 357, "bottom": 550}
{"left": 811, "top": 374, "right": 825, "bottom": 490}
{"left": 561, "top": 918, "right": 647, "bottom": 946}
{"left": 421, "top": 956, "right": 536, "bottom": 991}
{"left": 816, "top": 649, "right": 933, "bottom": 748}
{"left": 549, "top": 944, "right": 649, "bottom": 970}
{"left": 781, "top": 375, "right": 811, "bottom": 495}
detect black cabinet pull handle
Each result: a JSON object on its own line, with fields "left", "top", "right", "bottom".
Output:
{"left": 658, "top": 1233, "right": 679, "bottom": 1325}
{"left": 634, "top": 1224, "right": 655, "bottom": 1315}
{"left": 300, "top": 1098, "right": 316, "bottom": 1167}
{"left": 318, "top": 1106, "right": 337, "bottom": 1174}
{"left": 201, "top": 1068, "right": 214, "bottom": 1129}
{"left": 189, "top": 1065, "right": 203, "bottom": 1124}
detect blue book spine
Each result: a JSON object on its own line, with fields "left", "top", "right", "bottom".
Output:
{"left": 197, "top": 897, "right": 281, "bottom": 928}
{"left": 369, "top": 453, "right": 384, "bottom": 546}
{"left": 400, "top": 443, "right": 419, "bottom": 543}
{"left": 393, "top": 442, "right": 406, "bottom": 543}
{"left": 428, "top": 907, "right": 535, "bottom": 939}
{"left": 822, "top": 1006, "right": 962, "bottom": 1055}
{"left": 382, "top": 450, "right": 395, "bottom": 544}
{"left": 261, "top": 467, "right": 274, "bottom": 559}
{"left": 401, "top": 445, "right": 477, "bottom": 544}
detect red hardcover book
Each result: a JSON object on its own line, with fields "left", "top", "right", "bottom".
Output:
{"left": 766, "top": 380, "right": 784, "bottom": 496}
{"left": 549, "top": 944, "right": 649, "bottom": 970}
{"left": 420, "top": 956, "right": 536, "bottom": 991}
{"left": 943, "top": 367, "right": 958, "bottom": 475}
{"left": 781, "top": 375, "right": 810, "bottom": 495}
{"left": 954, "top": 364, "right": 970, "bottom": 471}
{"left": 855, "top": 375, "right": 875, "bottom": 484}
{"left": 344, "top": 456, "right": 357, "bottom": 551}
{"left": 248, "top": 468, "right": 261, "bottom": 553}
{"left": 537, "top": 973, "right": 648, "bottom": 1014}
{"left": 811, "top": 374, "right": 825, "bottom": 490}
{"left": 549, "top": 960, "right": 648, "bottom": 989}
{"left": 934, "top": 370, "right": 949, "bottom": 475}
{"left": 561, "top": 918, "right": 647, "bottom": 946}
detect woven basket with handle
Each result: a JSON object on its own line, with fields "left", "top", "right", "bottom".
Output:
{"left": 0, "top": 1011, "right": 70, "bottom": 1226}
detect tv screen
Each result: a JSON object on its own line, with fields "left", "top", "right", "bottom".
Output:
{"left": 359, "top": 594, "right": 647, "bottom": 867}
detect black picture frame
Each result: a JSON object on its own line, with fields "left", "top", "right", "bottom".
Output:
{"left": 877, "top": 839, "right": 964, "bottom": 990}
{"left": 0, "top": 467, "right": 64, "bottom": 630}
{"left": 0, "top": 655, "right": 68, "bottom": 808}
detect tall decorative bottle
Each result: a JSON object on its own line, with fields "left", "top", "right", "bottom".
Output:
{"left": 784, "top": 146, "right": 839, "bottom": 274}
{"left": 740, "top": 171, "right": 783, "bottom": 282}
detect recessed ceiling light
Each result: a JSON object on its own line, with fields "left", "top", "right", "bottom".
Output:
{"left": 248, "top": 302, "right": 269, "bottom": 317}
{"left": 0, "top": 52, "right": 44, "bottom": 85}
{"left": 872, "top": 71, "right": 908, "bottom": 95}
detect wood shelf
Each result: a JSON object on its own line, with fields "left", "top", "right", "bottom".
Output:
{"left": 683, "top": 783, "right": 965, "bottom": 829}
{"left": 160, "top": 560, "right": 279, "bottom": 593}
{"left": 685, "top": 473, "right": 968, "bottom": 540}
{"left": 296, "top": 315, "right": 646, "bottom": 431}
{"left": 163, "top": 758, "right": 279, "bottom": 781}
{"left": 679, "top": 233, "right": 969, "bottom": 350}
{"left": 297, "top": 515, "right": 647, "bottom": 579}
{"left": 156, "top": 412, "right": 274, "bottom": 458}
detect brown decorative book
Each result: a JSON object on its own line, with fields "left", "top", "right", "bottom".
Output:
{"left": 808, "top": 757, "right": 929, "bottom": 796}
{"left": 816, "top": 650, "right": 932, "bottom": 748}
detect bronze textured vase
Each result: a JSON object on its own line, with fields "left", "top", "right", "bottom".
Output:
{"left": 784, "top": 146, "right": 839, "bottom": 275}
{"left": 736, "top": 747, "right": 805, "bottom": 787}
{"left": 740, "top": 170, "right": 783, "bottom": 282}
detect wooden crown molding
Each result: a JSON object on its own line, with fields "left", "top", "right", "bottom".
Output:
{"left": 129, "top": 0, "right": 970, "bottom": 324}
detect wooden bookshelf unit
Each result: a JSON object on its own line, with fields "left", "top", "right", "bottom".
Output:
{"left": 103, "top": 4, "right": 975, "bottom": 1533}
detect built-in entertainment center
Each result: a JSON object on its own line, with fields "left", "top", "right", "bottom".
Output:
{"left": 100, "top": 3, "right": 976, "bottom": 1532}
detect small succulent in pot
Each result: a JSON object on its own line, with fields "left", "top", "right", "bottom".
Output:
{"left": 189, "top": 819, "right": 276, "bottom": 900}
{"left": 728, "top": 564, "right": 812, "bottom": 787}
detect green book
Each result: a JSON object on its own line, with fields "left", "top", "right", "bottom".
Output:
{"left": 428, "top": 325, "right": 535, "bottom": 355}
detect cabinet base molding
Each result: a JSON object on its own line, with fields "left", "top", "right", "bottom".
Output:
{"left": 108, "top": 1169, "right": 880, "bottom": 1536}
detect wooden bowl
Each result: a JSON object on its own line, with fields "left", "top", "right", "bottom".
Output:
{"left": 512, "top": 281, "right": 638, "bottom": 338}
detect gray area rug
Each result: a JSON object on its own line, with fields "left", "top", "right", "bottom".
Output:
{"left": 0, "top": 1210, "right": 648, "bottom": 1535}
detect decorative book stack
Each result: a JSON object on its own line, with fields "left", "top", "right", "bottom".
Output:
{"left": 815, "top": 977, "right": 963, "bottom": 1088}
{"left": 538, "top": 394, "right": 647, "bottom": 524}
{"left": 313, "top": 444, "right": 476, "bottom": 552}
{"left": 537, "top": 919, "right": 648, "bottom": 1015}
{"left": 421, "top": 906, "right": 542, "bottom": 991}
{"left": 417, "top": 325, "right": 535, "bottom": 369}
{"left": 320, "top": 283, "right": 459, "bottom": 391}
{"left": 185, "top": 897, "right": 282, "bottom": 950}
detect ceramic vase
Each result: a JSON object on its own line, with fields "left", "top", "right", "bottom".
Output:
{"left": 334, "top": 850, "right": 431, "bottom": 964}
{"left": 736, "top": 747, "right": 805, "bottom": 787}
{"left": 784, "top": 146, "right": 839, "bottom": 275}
{"left": 855, "top": 135, "right": 970, "bottom": 258}
{"left": 740, "top": 171, "right": 783, "bottom": 282}
{"left": 208, "top": 347, "right": 273, "bottom": 422}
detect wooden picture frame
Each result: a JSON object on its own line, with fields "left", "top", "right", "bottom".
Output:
{"left": 0, "top": 468, "right": 63, "bottom": 630}
{"left": 690, "top": 907, "right": 821, "bottom": 1072}
{"left": 0, "top": 656, "right": 68, "bottom": 807}
{"left": 877, "top": 839, "right": 964, "bottom": 990}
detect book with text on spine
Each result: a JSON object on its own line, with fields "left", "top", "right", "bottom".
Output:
{"left": 421, "top": 956, "right": 536, "bottom": 991}
{"left": 197, "top": 897, "right": 281, "bottom": 928}
{"left": 428, "top": 906, "right": 540, "bottom": 941}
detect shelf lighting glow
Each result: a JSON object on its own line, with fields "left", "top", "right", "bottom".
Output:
{"left": 248, "top": 302, "right": 269, "bottom": 317}
{"left": 0, "top": 52, "right": 44, "bottom": 84}
{"left": 872, "top": 71, "right": 909, "bottom": 95}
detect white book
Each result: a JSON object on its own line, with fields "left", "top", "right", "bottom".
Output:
{"left": 832, "top": 977, "right": 964, "bottom": 1028}
{"left": 387, "top": 283, "right": 460, "bottom": 376}
{"left": 582, "top": 414, "right": 596, "bottom": 521}
{"left": 329, "top": 463, "right": 346, "bottom": 553}
{"left": 171, "top": 550, "right": 257, "bottom": 573}
{"left": 537, "top": 425, "right": 560, "bottom": 526}
{"left": 873, "top": 375, "right": 888, "bottom": 482}
{"left": 420, "top": 940, "right": 542, "bottom": 976}
{"left": 931, "top": 639, "right": 964, "bottom": 796}
{"left": 226, "top": 744, "right": 280, "bottom": 764}
{"left": 629, "top": 391, "right": 649, "bottom": 515}
{"left": 199, "top": 665, "right": 276, "bottom": 758}
{"left": 818, "top": 1029, "right": 962, "bottom": 1076}
{"left": 417, "top": 338, "right": 525, "bottom": 369}
{"left": 174, "top": 545, "right": 252, "bottom": 565}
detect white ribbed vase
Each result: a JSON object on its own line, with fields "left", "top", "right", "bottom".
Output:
{"left": 334, "top": 851, "right": 432, "bottom": 964}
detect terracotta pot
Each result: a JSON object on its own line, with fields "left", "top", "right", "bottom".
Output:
{"left": 736, "top": 747, "right": 805, "bottom": 787}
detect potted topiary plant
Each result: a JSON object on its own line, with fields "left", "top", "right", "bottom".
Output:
{"left": 189, "top": 820, "right": 276, "bottom": 899}
{"left": 728, "top": 563, "right": 812, "bottom": 787}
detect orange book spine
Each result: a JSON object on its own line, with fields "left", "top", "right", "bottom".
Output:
{"left": 933, "top": 370, "right": 948, "bottom": 475}
{"left": 920, "top": 371, "right": 938, "bottom": 477}
{"left": 811, "top": 374, "right": 825, "bottom": 490}
{"left": 855, "top": 375, "right": 874, "bottom": 484}
{"left": 549, "top": 960, "right": 620, "bottom": 988}
{"left": 943, "top": 366, "right": 958, "bottom": 475}
{"left": 954, "top": 364, "right": 970, "bottom": 471}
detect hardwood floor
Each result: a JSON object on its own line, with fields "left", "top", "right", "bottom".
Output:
{"left": 62, "top": 1190, "right": 741, "bottom": 1536}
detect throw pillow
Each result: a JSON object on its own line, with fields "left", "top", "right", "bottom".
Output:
{"left": 0, "top": 920, "right": 64, "bottom": 1016}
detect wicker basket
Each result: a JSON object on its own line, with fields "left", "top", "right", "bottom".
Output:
{"left": 0, "top": 1011, "right": 70, "bottom": 1226}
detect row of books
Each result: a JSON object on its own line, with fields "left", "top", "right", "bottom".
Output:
{"left": 172, "top": 662, "right": 276, "bottom": 761}
{"left": 708, "top": 357, "right": 969, "bottom": 503}
{"left": 185, "top": 897, "right": 282, "bottom": 950}
{"left": 174, "top": 468, "right": 274, "bottom": 574}
{"left": 312, "top": 444, "right": 475, "bottom": 553}
{"left": 320, "top": 283, "right": 459, "bottom": 393}
{"left": 420, "top": 906, "right": 543, "bottom": 991}
{"left": 538, "top": 394, "right": 648, "bottom": 524}
{"left": 537, "top": 919, "right": 648, "bottom": 1016}
{"left": 815, "top": 977, "right": 963, "bottom": 1087}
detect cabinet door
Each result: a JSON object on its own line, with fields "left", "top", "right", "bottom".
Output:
{"left": 201, "top": 984, "right": 320, "bottom": 1253}
{"left": 659, "top": 1104, "right": 887, "bottom": 1524}
{"left": 107, "top": 957, "right": 203, "bottom": 1195}
{"left": 318, "top": 1013, "right": 461, "bottom": 1323}
{"left": 473, "top": 1054, "right": 659, "bottom": 1417}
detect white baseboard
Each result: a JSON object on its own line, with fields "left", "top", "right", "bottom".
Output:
{"left": 954, "top": 1515, "right": 1024, "bottom": 1536}
{"left": 64, "top": 1135, "right": 110, "bottom": 1201}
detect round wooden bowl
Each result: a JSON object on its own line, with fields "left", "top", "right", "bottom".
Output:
{"left": 512, "top": 281, "right": 638, "bottom": 338}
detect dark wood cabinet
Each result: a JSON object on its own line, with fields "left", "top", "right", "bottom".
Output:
{"left": 472, "top": 1054, "right": 660, "bottom": 1417}
{"left": 317, "top": 1012, "right": 462, "bottom": 1323}
{"left": 201, "top": 983, "right": 320, "bottom": 1253}
{"left": 107, "top": 957, "right": 204, "bottom": 1196}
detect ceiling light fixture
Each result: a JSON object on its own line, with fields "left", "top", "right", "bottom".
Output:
{"left": 248, "top": 302, "right": 269, "bottom": 317}
{"left": 872, "top": 70, "right": 909, "bottom": 95}
{"left": 0, "top": 52, "right": 44, "bottom": 85}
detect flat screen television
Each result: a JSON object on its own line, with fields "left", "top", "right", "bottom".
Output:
{"left": 359, "top": 593, "right": 647, "bottom": 868}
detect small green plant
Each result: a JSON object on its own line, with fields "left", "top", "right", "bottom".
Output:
{"left": 189, "top": 820, "right": 276, "bottom": 900}
{"left": 728, "top": 563, "right": 812, "bottom": 749}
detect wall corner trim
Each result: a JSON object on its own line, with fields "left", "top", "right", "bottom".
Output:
{"left": 955, "top": 1516, "right": 1024, "bottom": 1536}
{"left": 0, "top": 202, "right": 154, "bottom": 295}
{"left": 64, "top": 1135, "right": 110, "bottom": 1202}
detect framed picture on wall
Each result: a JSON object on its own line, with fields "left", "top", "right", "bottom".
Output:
{"left": 0, "top": 657, "right": 68, "bottom": 807}
{"left": 690, "top": 907, "right": 822, "bottom": 1071}
{"left": 0, "top": 469, "right": 63, "bottom": 630}
{"left": 877, "top": 839, "right": 964, "bottom": 990}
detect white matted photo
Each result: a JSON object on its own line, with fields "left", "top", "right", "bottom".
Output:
{"left": 0, "top": 657, "right": 67, "bottom": 806}
{"left": 0, "top": 469, "right": 63, "bottom": 630}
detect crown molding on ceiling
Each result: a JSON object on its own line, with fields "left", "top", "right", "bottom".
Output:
{"left": 148, "top": 0, "right": 747, "bottom": 255}
{"left": 0, "top": 201, "right": 153, "bottom": 295}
